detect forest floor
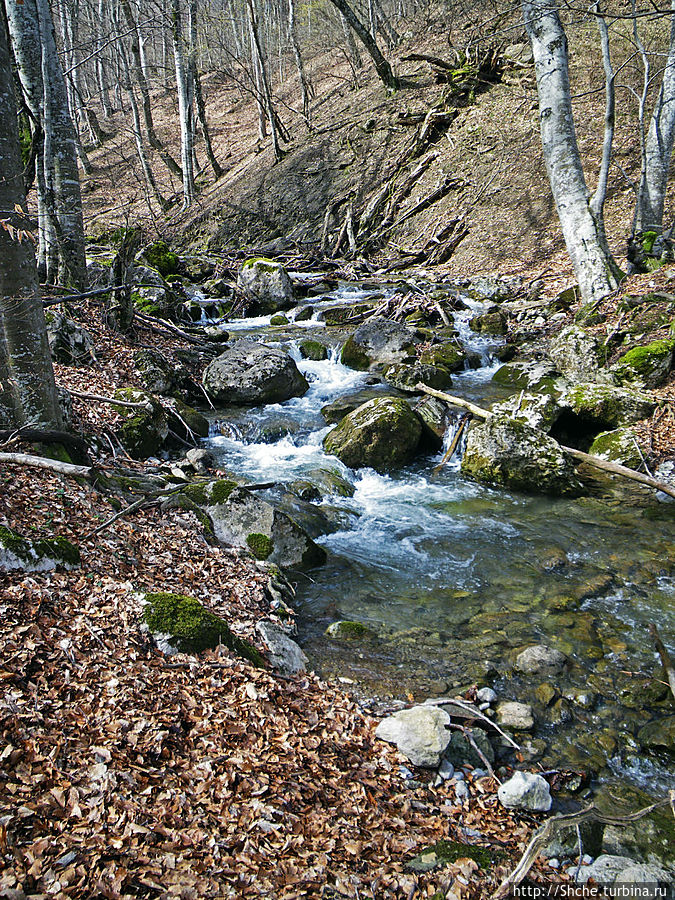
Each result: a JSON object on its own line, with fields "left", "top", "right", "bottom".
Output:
{"left": 0, "top": 302, "right": 579, "bottom": 900}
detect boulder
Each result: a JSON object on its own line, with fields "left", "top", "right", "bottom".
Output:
{"left": 497, "top": 771, "right": 552, "bottom": 812}
{"left": 496, "top": 701, "right": 535, "bottom": 731}
{"left": 491, "top": 391, "right": 563, "bottom": 433}
{"left": 142, "top": 591, "right": 262, "bottom": 664}
{"left": 461, "top": 414, "right": 583, "bottom": 495}
{"left": 131, "top": 264, "right": 180, "bottom": 319}
{"left": 256, "top": 620, "right": 307, "bottom": 676}
{"left": 469, "top": 310, "right": 507, "bottom": 334}
{"left": 562, "top": 382, "right": 656, "bottom": 429}
{"left": 0, "top": 525, "right": 80, "bottom": 572}
{"left": 383, "top": 362, "right": 452, "bottom": 393}
{"left": 136, "top": 240, "right": 180, "bottom": 277}
{"left": 419, "top": 344, "right": 468, "bottom": 373}
{"left": 414, "top": 396, "right": 455, "bottom": 449}
{"left": 203, "top": 341, "right": 308, "bottom": 405}
{"left": 375, "top": 705, "right": 451, "bottom": 767}
{"left": 167, "top": 398, "right": 210, "bottom": 441}
{"left": 299, "top": 339, "right": 329, "bottom": 361}
{"left": 492, "top": 360, "right": 558, "bottom": 391}
{"left": 341, "top": 317, "right": 420, "bottom": 370}
{"left": 548, "top": 325, "right": 612, "bottom": 382}
{"left": 614, "top": 339, "right": 675, "bottom": 387}
{"left": 113, "top": 389, "right": 169, "bottom": 459}
{"left": 515, "top": 644, "right": 567, "bottom": 675}
{"left": 588, "top": 428, "right": 642, "bottom": 469}
{"left": 323, "top": 397, "right": 423, "bottom": 473}
{"left": 199, "top": 482, "right": 326, "bottom": 570}
{"left": 46, "top": 312, "right": 95, "bottom": 365}
{"left": 575, "top": 855, "right": 671, "bottom": 887}
{"left": 133, "top": 349, "right": 174, "bottom": 395}
{"left": 237, "top": 258, "right": 294, "bottom": 313}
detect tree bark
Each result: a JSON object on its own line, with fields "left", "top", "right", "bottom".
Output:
{"left": 288, "top": 0, "right": 312, "bottom": 127}
{"left": 0, "top": 13, "right": 62, "bottom": 428}
{"left": 522, "top": 0, "right": 622, "bottom": 304}
{"left": 171, "top": 0, "right": 196, "bottom": 207}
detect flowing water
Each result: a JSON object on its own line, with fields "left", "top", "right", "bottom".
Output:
{"left": 206, "top": 283, "right": 675, "bottom": 796}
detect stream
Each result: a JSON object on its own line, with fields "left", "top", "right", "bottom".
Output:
{"left": 204, "top": 281, "right": 675, "bottom": 798}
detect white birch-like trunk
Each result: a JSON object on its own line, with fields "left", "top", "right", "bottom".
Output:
{"left": 0, "top": 15, "right": 62, "bottom": 428}
{"left": 634, "top": 0, "right": 675, "bottom": 234}
{"left": 171, "top": 0, "right": 196, "bottom": 207}
{"left": 523, "top": 0, "right": 620, "bottom": 304}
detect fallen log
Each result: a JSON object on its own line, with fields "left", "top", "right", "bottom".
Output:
{"left": 0, "top": 451, "right": 94, "bottom": 479}
{"left": 415, "top": 384, "right": 675, "bottom": 501}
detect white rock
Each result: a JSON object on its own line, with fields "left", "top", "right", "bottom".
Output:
{"left": 498, "top": 771, "right": 552, "bottom": 812}
{"left": 255, "top": 620, "right": 307, "bottom": 676}
{"left": 476, "top": 687, "right": 497, "bottom": 704}
{"left": 496, "top": 700, "right": 535, "bottom": 731}
{"left": 375, "top": 705, "right": 451, "bottom": 768}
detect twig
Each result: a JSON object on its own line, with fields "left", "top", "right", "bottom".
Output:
{"left": 433, "top": 413, "right": 471, "bottom": 473}
{"left": 68, "top": 388, "right": 149, "bottom": 410}
{"left": 492, "top": 799, "right": 670, "bottom": 899}
{"left": 83, "top": 495, "right": 154, "bottom": 540}
{"left": 447, "top": 723, "right": 499, "bottom": 782}
{"left": 424, "top": 696, "right": 520, "bottom": 750}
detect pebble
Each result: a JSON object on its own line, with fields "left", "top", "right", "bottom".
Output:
{"left": 399, "top": 765, "right": 415, "bottom": 780}
{"left": 455, "top": 781, "right": 470, "bottom": 801}
{"left": 453, "top": 770, "right": 465, "bottom": 781}
{"left": 476, "top": 687, "right": 497, "bottom": 704}
{"left": 548, "top": 859, "right": 560, "bottom": 869}
{"left": 438, "top": 759, "right": 455, "bottom": 781}
{"left": 472, "top": 768, "right": 488, "bottom": 779}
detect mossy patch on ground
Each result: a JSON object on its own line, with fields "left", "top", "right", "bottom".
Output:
{"left": 142, "top": 591, "right": 263, "bottom": 664}
{"left": 0, "top": 525, "right": 80, "bottom": 571}
{"left": 406, "top": 839, "right": 498, "bottom": 873}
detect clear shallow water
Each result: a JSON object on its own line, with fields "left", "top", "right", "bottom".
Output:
{"left": 207, "top": 286, "right": 675, "bottom": 793}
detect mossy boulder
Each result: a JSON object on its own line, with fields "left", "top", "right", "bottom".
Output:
{"left": 237, "top": 258, "right": 295, "bottom": 313}
{"left": 469, "top": 310, "right": 507, "bottom": 334}
{"left": 142, "top": 591, "right": 263, "bottom": 664}
{"left": 383, "top": 362, "right": 452, "bottom": 393}
{"left": 270, "top": 314, "right": 289, "bottom": 326}
{"left": 419, "top": 344, "right": 467, "bottom": 373}
{"left": 137, "top": 241, "right": 180, "bottom": 277}
{"left": 340, "top": 318, "right": 420, "bottom": 371}
{"left": 614, "top": 339, "right": 675, "bottom": 387}
{"left": 562, "top": 382, "right": 656, "bottom": 429}
{"left": 492, "top": 360, "right": 558, "bottom": 391}
{"left": 0, "top": 525, "right": 80, "bottom": 572}
{"left": 461, "top": 414, "right": 583, "bottom": 495}
{"left": 414, "top": 396, "right": 455, "bottom": 449}
{"left": 131, "top": 265, "right": 180, "bottom": 320}
{"left": 194, "top": 484, "right": 326, "bottom": 570}
{"left": 588, "top": 427, "right": 642, "bottom": 469}
{"left": 203, "top": 341, "right": 308, "bottom": 405}
{"left": 323, "top": 397, "right": 423, "bottom": 473}
{"left": 113, "top": 389, "right": 169, "bottom": 459}
{"left": 491, "top": 391, "right": 562, "bottom": 433}
{"left": 299, "top": 339, "right": 329, "bottom": 361}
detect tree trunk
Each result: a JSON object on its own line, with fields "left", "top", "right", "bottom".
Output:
{"left": 0, "top": 14, "right": 62, "bottom": 428}
{"left": 247, "top": 0, "right": 281, "bottom": 160}
{"left": 522, "top": 0, "right": 621, "bottom": 304}
{"left": 5, "top": 0, "right": 88, "bottom": 290}
{"left": 634, "top": 0, "right": 675, "bottom": 234}
{"left": 187, "top": 0, "right": 222, "bottom": 178}
{"left": 327, "top": 0, "right": 398, "bottom": 89}
{"left": 171, "top": 0, "right": 196, "bottom": 208}
{"left": 288, "top": 0, "right": 312, "bottom": 127}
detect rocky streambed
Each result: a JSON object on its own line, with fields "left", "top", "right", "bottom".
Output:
{"left": 186, "top": 269, "right": 675, "bottom": 822}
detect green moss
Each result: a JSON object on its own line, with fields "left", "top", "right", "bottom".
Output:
{"left": 299, "top": 339, "right": 329, "bottom": 361}
{"left": 419, "top": 344, "right": 466, "bottom": 373}
{"left": 270, "top": 314, "right": 289, "bottom": 326}
{"left": 616, "top": 339, "right": 675, "bottom": 382}
{"left": 141, "top": 240, "right": 180, "bottom": 277}
{"left": 0, "top": 525, "right": 80, "bottom": 567}
{"left": 340, "top": 334, "right": 371, "bottom": 370}
{"left": 169, "top": 399, "right": 209, "bottom": 439}
{"left": 0, "top": 525, "right": 32, "bottom": 562}
{"left": 325, "top": 620, "right": 373, "bottom": 639}
{"left": 246, "top": 533, "right": 274, "bottom": 560}
{"left": 407, "top": 839, "right": 498, "bottom": 873}
{"left": 642, "top": 231, "right": 658, "bottom": 255}
{"left": 242, "top": 257, "right": 279, "bottom": 274}
{"left": 35, "top": 535, "right": 81, "bottom": 566}
{"left": 132, "top": 290, "right": 161, "bottom": 316}
{"left": 113, "top": 389, "right": 167, "bottom": 459}
{"left": 143, "top": 592, "right": 263, "bottom": 664}
{"left": 210, "top": 479, "right": 237, "bottom": 505}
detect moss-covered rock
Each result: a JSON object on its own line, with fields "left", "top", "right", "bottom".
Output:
{"left": 325, "top": 620, "right": 376, "bottom": 640}
{"left": 113, "top": 389, "right": 169, "bottom": 459}
{"left": 46, "top": 313, "right": 95, "bottom": 365}
{"left": 461, "top": 414, "right": 583, "bottom": 495}
{"left": 491, "top": 391, "right": 562, "bottom": 433}
{"left": 167, "top": 398, "right": 210, "bottom": 441}
{"left": 138, "top": 240, "right": 180, "bottom": 277}
{"left": 469, "top": 310, "right": 507, "bottom": 334}
{"left": 133, "top": 349, "right": 174, "bottom": 395}
{"left": 614, "top": 339, "right": 675, "bottom": 387}
{"left": 270, "top": 314, "right": 289, "bottom": 326}
{"left": 340, "top": 334, "right": 371, "bottom": 370}
{"left": 0, "top": 525, "right": 80, "bottom": 572}
{"left": 492, "top": 360, "right": 558, "bottom": 391}
{"left": 383, "top": 362, "right": 452, "bottom": 393}
{"left": 142, "top": 591, "right": 263, "bottom": 664}
{"left": 299, "top": 339, "right": 329, "bottom": 361}
{"left": 562, "top": 382, "right": 656, "bottom": 429}
{"left": 548, "top": 325, "right": 612, "bottom": 383}
{"left": 406, "top": 840, "right": 496, "bottom": 873}
{"left": 588, "top": 427, "right": 642, "bottom": 468}
{"left": 237, "top": 258, "right": 294, "bottom": 313}
{"left": 419, "top": 344, "right": 467, "bottom": 373}
{"left": 323, "top": 397, "right": 423, "bottom": 473}
{"left": 340, "top": 318, "right": 419, "bottom": 371}
{"left": 203, "top": 342, "right": 308, "bottom": 405}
